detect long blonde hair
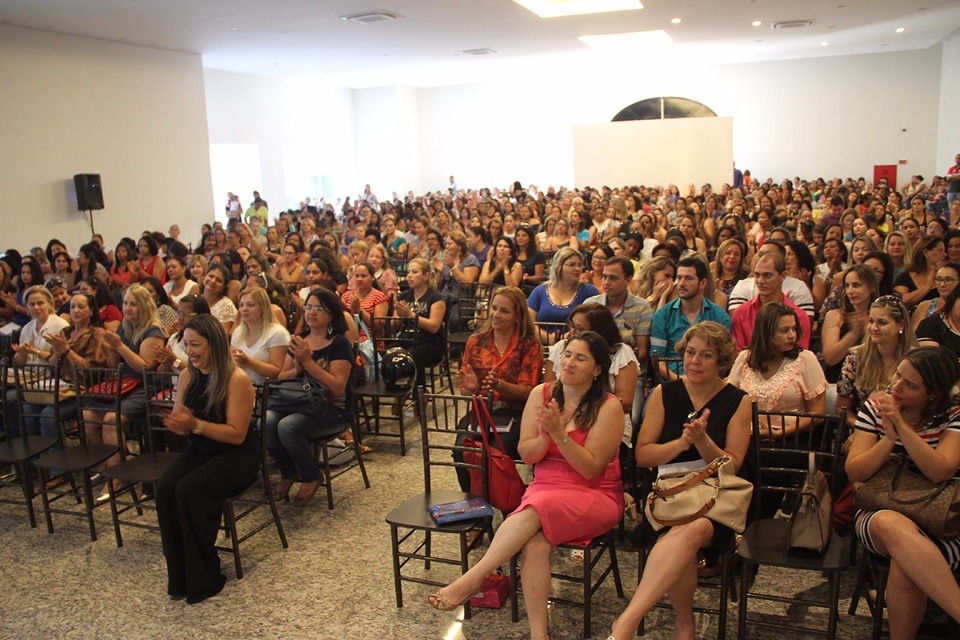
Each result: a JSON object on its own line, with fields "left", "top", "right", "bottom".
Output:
{"left": 121, "top": 284, "right": 163, "bottom": 343}
{"left": 232, "top": 287, "right": 277, "bottom": 344}
{"left": 853, "top": 296, "right": 918, "bottom": 394}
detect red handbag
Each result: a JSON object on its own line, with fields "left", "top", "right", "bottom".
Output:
{"left": 462, "top": 394, "right": 526, "bottom": 513}
{"left": 469, "top": 571, "right": 511, "bottom": 609}
{"left": 88, "top": 376, "right": 140, "bottom": 398}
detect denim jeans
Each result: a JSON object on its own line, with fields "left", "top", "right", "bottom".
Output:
{"left": 263, "top": 408, "right": 348, "bottom": 483}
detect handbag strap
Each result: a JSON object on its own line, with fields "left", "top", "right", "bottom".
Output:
{"left": 653, "top": 457, "right": 725, "bottom": 499}
{"left": 806, "top": 452, "right": 817, "bottom": 488}
{"left": 648, "top": 497, "right": 718, "bottom": 527}
{"left": 474, "top": 393, "right": 510, "bottom": 453}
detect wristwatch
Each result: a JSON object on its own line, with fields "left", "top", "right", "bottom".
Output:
{"left": 173, "top": 358, "right": 183, "bottom": 370}
{"left": 560, "top": 434, "right": 570, "bottom": 445}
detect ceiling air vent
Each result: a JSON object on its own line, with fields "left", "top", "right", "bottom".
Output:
{"left": 342, "top": 12, "right": 399, "bottom": 24}
{"left": 771, "top": 20, "right": 814, "bottom": 29}
{"left": 459, "top": 48, "right": 498, "bottom": 56}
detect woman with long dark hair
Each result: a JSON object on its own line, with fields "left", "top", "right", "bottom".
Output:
{"left": 157, "top": 314, "right": 258, "bottom": 604}
{"left": 432, "top": 331, "right": 623, "bottom": 640}
{"left": 479, "top": 236, "right": 523, "bottom": 288}
{"left": 264, "top": 287, "right": 353, "bottom": 507}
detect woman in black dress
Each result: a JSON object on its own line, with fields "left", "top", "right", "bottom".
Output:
{"left": 157, "top": 314, "right": 258, "bottom": 604}
{"left": 393, "top": 258, "right": 446, "bottom": 390}
{"left": 609, "top": 321, "right": 752, "bottom": 640}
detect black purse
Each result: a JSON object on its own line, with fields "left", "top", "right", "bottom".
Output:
{"left": 268, "top": 376, "right": 328, "bottom": 416}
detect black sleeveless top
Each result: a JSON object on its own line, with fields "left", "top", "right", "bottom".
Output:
{"left": 660, "top": 380, "right": 747, "bottom": 465}
{"left": 185, "top": 370, "right": 257, "bottom": 458}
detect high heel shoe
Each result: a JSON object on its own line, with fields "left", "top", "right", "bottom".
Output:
{"left": 272, "top": 479, "right": 294, "bottom": 503}
{"left": 428, "top": 588, "right": 479, "bottom": 612}
{"left": 292, "top": 481, "right": 319, "bottom": 507}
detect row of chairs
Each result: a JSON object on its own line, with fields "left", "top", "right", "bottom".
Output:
{"left": 386, "top": 386, "right": 956, "bottom": 639}
{"left": 0, "top": 360, "right": 325, "bottom": 579}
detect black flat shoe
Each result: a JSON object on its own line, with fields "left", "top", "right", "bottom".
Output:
{"left": 186, "top": 574, "right": 226, "bottom": 604}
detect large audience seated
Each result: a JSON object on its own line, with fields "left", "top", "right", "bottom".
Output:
{"left": 4, "top": 164, "right": 960, "bottom": 632}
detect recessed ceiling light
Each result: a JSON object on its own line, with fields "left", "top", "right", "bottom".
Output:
{"left": 820, "top": 41, "right": 829, "bottom": 46}
{"left": 895, "top": 27, "right": 905, "bottom": 33}
{"left": 671, "top": 18, "right": 681, "bottom": 24}
{"left": 578, "top": 30, "right": 672, "bottom": 51}
{"left": 341, "top": 11, "right": 399, "bottom": 24}
{"left": 752, "top": 21, "right": 762, "bottom": 27}
{"left": 458, "top": 48, "right": 498, "bottom": 56}
{"left": 512, "top": 0, "right": 642, "bottom": 19}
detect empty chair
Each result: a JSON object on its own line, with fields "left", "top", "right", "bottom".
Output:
{"left": 386, "top": 388, "right": 494, "bottom": 620}
{"left": 34, "top": 365, "right": 125, "bottom": 541}
{"left": 0, "top": 362, "right": 62, "bottom": 527}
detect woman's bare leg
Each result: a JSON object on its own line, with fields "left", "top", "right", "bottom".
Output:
{"left": 520, "top": 531, "right": 553, "bottom": 639}
{"left": 666, "top": 557, "right": 699, "bottom": 640}
{"left": 431, "top": 507, "right": 543, "bottom": 608}
{"left": 609, "top": 518, "right": 713, "bottom": 639}
{"left": 867, "top": 511, "right": 960, "bottom": 636}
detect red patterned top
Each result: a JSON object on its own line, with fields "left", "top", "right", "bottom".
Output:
{"left": 462, "top": 329, "right": 543, "bottom": 410}
{"left": 341, "top": 288, "right": 389, "bottom": 342}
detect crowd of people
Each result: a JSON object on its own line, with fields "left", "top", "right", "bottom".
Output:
{"left": 3, "top": 163, "right": 960, "bottom": 632}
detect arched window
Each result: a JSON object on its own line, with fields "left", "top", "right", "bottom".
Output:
{"left": 612, "top": 97, "right": 716, "bottom": 121}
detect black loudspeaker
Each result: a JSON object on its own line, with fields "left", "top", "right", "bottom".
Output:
{"left": 74, "top": 173, "right": 104, "bottom": 211}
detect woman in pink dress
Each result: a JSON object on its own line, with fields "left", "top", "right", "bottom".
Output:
{"left": 430, "top": 331, "right": 623, "bottom": 640}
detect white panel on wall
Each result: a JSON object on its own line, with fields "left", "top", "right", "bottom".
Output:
{"left": 573, "top": 118, "right": 733, "bottom": 189}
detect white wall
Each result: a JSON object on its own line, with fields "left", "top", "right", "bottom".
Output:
{"left": 0, "top": 25, "right": 213, "bottom": 252}
{"left": 415, "top": 47, "right": 943, "bottom": 191}
{"left": 204, "top": 71, "right": 357, "bottom": 214}
{"left": 936, "top": 29, "right": 960, "bottom": 172}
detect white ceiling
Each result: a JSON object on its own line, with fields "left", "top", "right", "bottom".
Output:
{"left": 2, "top": 0, "right": 959, "bottom": 87}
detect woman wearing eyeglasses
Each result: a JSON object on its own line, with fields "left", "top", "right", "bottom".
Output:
{"left": 584, "top": 244, "right": 613, "bottom": 290}
{"left": 264, "top": 287, "right": 353, "bottom": 508}
{"left": 911, "top": 262, "right": 960, "bottom": 328}
{"left": 836, "top": 296, "right": 918, "bottom": 431}
{"left": 916, "top": 269, "right": 960, "bottom": 360}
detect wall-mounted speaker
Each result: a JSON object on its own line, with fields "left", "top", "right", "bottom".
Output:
{"left": 74, "top": 174, "right": 104, "bottom": 211}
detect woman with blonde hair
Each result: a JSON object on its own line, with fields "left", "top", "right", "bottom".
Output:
{"left": 230, "top": 287, "right": 291, "bottom": 384}
{"left": 394, "top": 258, "right": 446, "bottom": 390}
{"left": 836, "top": 295, "right": 918, "bottom": 430}
{"left": 367, "top": 243, "right": 399, "bottom": 300}
{"left": 86, "top": 284, "right": 166, "bottom": 499}
{"left": 527, "top": 246, "right": 599, "bottom": 342}
{"left": 884, "top": 231, "right": 912, "bottom": 280}
{"left": 633, "top": 256, "right": 677, "bottom": 312}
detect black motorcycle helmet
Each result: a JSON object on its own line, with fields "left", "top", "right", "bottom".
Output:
{"left": 381, "top": 347, "right": 416, "bottom": 391}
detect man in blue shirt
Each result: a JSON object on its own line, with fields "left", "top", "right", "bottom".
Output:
{"left": 650, "top": 256, "right": 731, "bottom": 379}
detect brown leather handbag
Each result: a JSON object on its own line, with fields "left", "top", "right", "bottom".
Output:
{"left": 854, "top": 455, "right": 960, "bottom": 539}
{"left": 645, "top": 455, "right": 754, "bottom": 533}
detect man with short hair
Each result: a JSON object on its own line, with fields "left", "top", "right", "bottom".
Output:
{"left": 584, "top": 256, "right": 652, "bottom": 362}
{"left": 946, "top": 153, "right": 960, "bottom": 210}
{"left": 818, "top": 194, "right": 845, "bottom": 227}
{"left": 650, "top": 256, "right": 730, "bottom": 378}
{"left": 731, "top": 252, "right": 811, "bottom": 351}
{"left": 728, "top": 241, "right": 814, "bottom": 320}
